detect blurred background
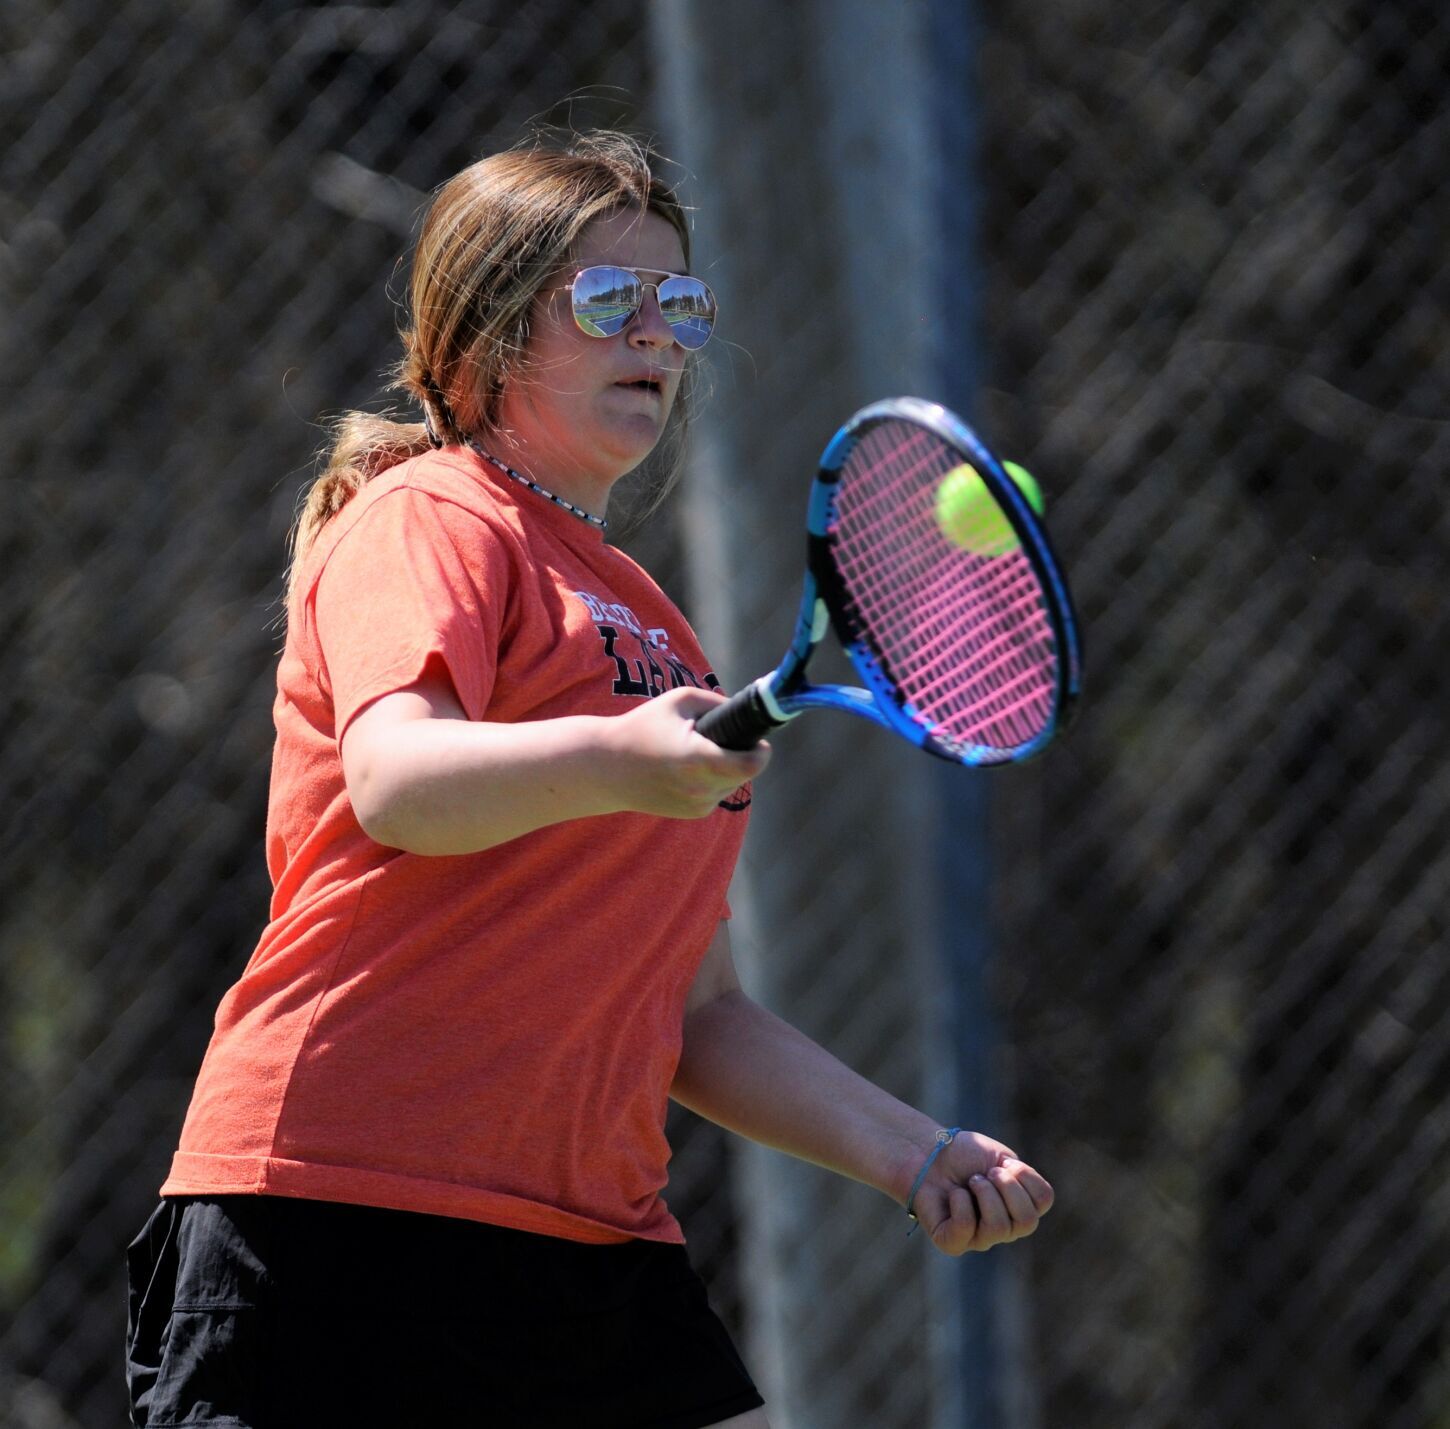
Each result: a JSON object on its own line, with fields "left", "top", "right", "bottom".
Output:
{"left": 3, "top": 1, "right": 1449, "bottom": 1425}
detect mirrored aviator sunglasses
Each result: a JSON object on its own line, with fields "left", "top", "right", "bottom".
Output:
{"left": 567, "top": 265, "right": 716, "bottom": 351}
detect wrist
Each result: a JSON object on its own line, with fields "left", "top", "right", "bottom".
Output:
{"left": 904, "top": 1127, "right": 964, "bottom": 1225}
{"left": 884, "top": 1114, "right": 956, "bottom": 1207}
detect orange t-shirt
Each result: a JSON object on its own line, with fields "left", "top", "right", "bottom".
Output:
{"left": 161, "top": 447, "right": 751, "bottom": 1244}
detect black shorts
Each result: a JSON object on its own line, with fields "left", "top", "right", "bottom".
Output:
{"left": 125, "top": 1195, "right": 764, "bottom": 1428}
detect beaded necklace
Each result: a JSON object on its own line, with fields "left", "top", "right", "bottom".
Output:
{"left": 464, "top": 437, "right": 608, "bottom": 531}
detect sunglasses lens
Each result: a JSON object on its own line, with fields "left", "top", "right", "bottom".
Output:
{"left": 571, "top": 266, "right": 642, "bottom": 338}
{"left": 571, "top": 268, "right": 716, "bottom": 349}
{"left": 657, "top": 276, "right": 716, "bottom": 350}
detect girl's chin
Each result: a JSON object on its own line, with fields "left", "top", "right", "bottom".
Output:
{"left": 595, "top": 417, "right": 666, "bottom": 465}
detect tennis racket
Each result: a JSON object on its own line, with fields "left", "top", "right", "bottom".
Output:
{"left": 694, "top": 397, "right": 1083, "bottom": 765}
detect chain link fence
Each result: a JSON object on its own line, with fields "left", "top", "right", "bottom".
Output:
{"left": 1, "top": 6, "right": 705, "bottom": 1425}
{"left": 3, "top": 2, "right": 1449, "bottom": 1427}
{"left": 976, "top": 3, "right": 1450, "bottom": 1426}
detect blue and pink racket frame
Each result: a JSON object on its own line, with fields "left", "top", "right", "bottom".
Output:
{"left": 697, "top": 397, "right": 1084, "bottom": 766}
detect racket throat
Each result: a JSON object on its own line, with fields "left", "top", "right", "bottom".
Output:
{"left": 751, "top": 676, "right": 796, "bottom": 726}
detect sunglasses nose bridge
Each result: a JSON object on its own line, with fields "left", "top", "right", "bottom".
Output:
{"left": 627, "top": 281, "right": 676, "bottom": 345}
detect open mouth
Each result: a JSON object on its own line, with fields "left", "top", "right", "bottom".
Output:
{"left": 616, "top": 377, "right": 664, "bottom": 394}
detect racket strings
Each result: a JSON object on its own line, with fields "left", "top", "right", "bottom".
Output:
{"left": 831, "top": 422, "right": 1060, "bottom": 757}
{"left": 846, "top": 535, "right": 1055, "bottom": 747}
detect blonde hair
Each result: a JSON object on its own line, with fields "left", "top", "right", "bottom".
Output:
{"left": 287, "top": 130, "right": 694, "bottom": 600}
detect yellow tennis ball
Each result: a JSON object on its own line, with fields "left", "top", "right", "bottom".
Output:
{"left": 934, "top": 461, "right": 1045, "bottom": 555}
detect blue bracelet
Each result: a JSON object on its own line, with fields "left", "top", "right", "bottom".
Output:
{"left": 905, "top": 1127, "right": 962, "bottom": 1236}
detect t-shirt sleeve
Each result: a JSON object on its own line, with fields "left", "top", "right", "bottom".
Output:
{"left": 309, "top": 487, "right": 510, "bottom": 739}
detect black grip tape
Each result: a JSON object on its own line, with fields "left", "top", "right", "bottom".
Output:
{"left": 695, "top": 684, "right": 781, "bottom": 750}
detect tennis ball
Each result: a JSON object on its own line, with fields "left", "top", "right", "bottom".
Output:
{"left": 934, "top": 460, "right": 1045, "bottom": 556}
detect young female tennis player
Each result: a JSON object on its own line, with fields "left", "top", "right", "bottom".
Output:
{"left": 125, "top": 131, "right": 1053, "bottom": 1429}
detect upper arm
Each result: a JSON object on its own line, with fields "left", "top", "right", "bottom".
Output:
{"left": 685, "top": 917, "right": 744, "bottom": 1016}
{"left": 339, "top": 660, "right": 469, "bottom": 837}
{"left": 313, "top": 488, "right": 505, "bottom": 742}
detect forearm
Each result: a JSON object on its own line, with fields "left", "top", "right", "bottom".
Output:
{"left": 352, "top": 714, "right": 626, "bottom": 854}
{"left": 347, "top": 682, "right": 767, "bottom": 855}
{"left": 671, "top": 989, "right": 940, "bottom": 1206}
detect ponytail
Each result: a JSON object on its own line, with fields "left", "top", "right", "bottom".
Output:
{"left": 285, "top": 409, "right": 431, "bottom": 604}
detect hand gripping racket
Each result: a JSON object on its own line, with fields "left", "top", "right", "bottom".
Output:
{"left": 695, "top": 397, "right": 1083, "bottom": 765}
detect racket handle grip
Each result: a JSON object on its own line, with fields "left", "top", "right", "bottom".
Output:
{"left": 695, "top": 681, "right": 783, "bottom": 750}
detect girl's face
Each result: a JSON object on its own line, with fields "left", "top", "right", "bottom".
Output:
{"left": 492, "top": 207, "right": 691, "bottom": 500}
